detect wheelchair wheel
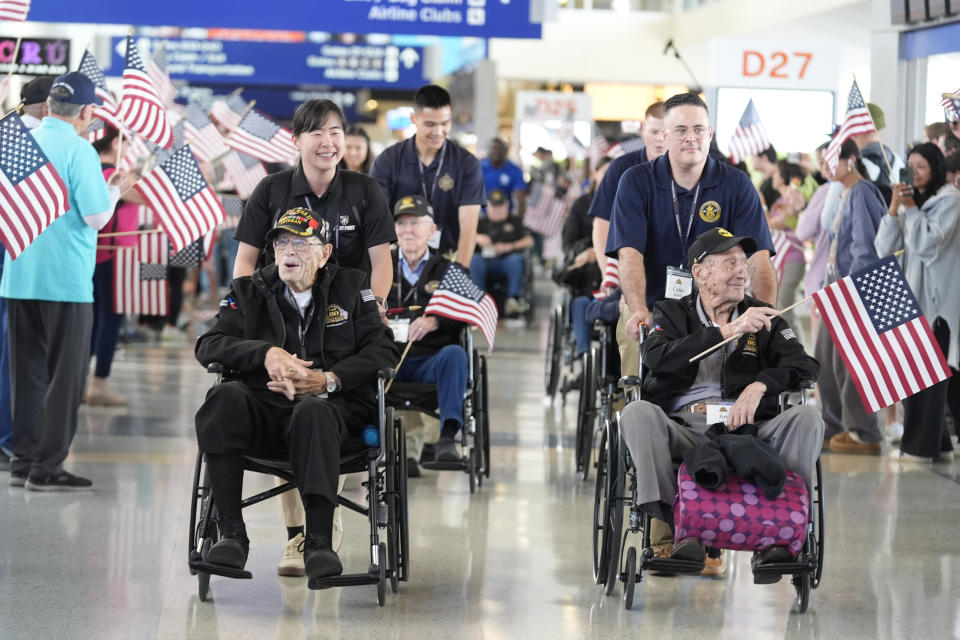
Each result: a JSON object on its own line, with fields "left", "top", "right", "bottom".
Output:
{"left": 480, "top": 354, "right": 491, "bottom": 479}
{"left": 377, "top": 541, "right": 387, "bottom": 607}
{"left": 603, "top": 431, "right": 623, "bottom": 596}
{"left": 576, "top": 349, "right": 598, "bottom": 480}
{"left": 545, "top": 304, "right": 563, "bottom": 396}
{"left": 396, "top": 414, "right": 410, "bottom": 583}
{"left": 592, "top": 426, "right": 609, "bottom": 584}
{"left": 623, "top": 546, "right": 637, "bottom": 610}
{"left": 196, "top": 509, "right": 219, "bottom": 602}
{"left": 812, "top": 459, "right": 825, "bottom": 589}
{"left": 385, "top": 408, "right": 400, "bottom": 593}
{"left": 468, "top": 447, "right": 477, "bottom": 494}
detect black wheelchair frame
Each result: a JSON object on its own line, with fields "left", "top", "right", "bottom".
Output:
{"left": 385, "top": 328, "right": 491, "bottom": 493}
{"left": 575, "top": 319, "right": 621, "bottom": 482}
{"left": 483, "top": 247, "right": 535, "bottom": 323}
{"left": 187, "top": 365, "right": 410, "bottom": 607}
{"left": 593, "top": 329, "right": 825, "bottom": 612}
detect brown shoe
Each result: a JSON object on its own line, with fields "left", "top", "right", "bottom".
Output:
{"left": 85, "top": 389, "right": 128, "bottom": 407}
{"left": 652, "top": 542, "right": 673, "bottom": 559}
{"left": 830, "top": 432, "right": 881, "bottom": 455}
{"left": 701, "top": 552, "right": 726, "bottom": 577}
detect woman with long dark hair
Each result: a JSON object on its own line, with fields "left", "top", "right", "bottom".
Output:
{"left": 876, "top": 142, "right": 960, "bottom": 461}
{"left": 341, "top": 125, "right": 374, "bottom": 174}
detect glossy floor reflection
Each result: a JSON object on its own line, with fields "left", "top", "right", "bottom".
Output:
{"left": 1, "top": 286, "right": 959, "bottom": 640}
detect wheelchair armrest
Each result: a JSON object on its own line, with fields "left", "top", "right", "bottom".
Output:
{"left": 206, "top": 363, "right": 224, "bottom": 374}
{"left": 619, "top": 375, "right": 642, "bottom": 388}
{"left": 378, "top": 367, "right": 397, "bottom": 380}
{"left": 797, "top": 379, "right": 815, "bottom": 390}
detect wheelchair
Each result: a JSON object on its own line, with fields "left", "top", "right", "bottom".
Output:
{"left": 575, "top": 318, "right": 622, "bottom": 481}
{"left": 482, "top": 247, "right": 535, "bottom": 323}
{"left": 384, "top": 327, "right": 490, "bottom": 494}
{"left": 544, "top": 286, "right": 576, "bottom": 400}
{"left": 188, "top": 365, "right": 409, "bottom": 607}
{"left": 593, "top": 328, "right": 825, "bottom": 612}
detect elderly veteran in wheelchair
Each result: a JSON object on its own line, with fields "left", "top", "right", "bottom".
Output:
{"left": 193, "top": 209, "right": 399, "bottom": 581}
{"left": 618, "top": 227, "right": 823, "bottom": 576}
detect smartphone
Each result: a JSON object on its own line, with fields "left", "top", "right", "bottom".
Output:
{"left": 899, "top": 166, "right": 914, "bottom": 186}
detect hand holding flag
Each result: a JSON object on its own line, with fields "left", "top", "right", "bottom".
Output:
{"left": 424, "top": 263, "right": 499, "bottom": 352}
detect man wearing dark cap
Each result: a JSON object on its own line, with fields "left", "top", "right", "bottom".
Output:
{"left": 387, "top": 195, "right": 470, "bottom": 471}
{"left": 17, "top": 75, "right": 55, "bottom": 129}
{"left": 469, "top": 188, "right": 534, "bottom": 316}
{"left": 194, "top": 208, "right": 399, "bottom": 582}
{"left": 3, "top": 71, "right": 126, "bottom": 491}
{"left": 616, "top": 227, "right": 822, "bottom": 578}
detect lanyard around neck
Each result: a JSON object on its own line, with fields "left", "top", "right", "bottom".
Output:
{"left": 418, "top": 140, "right": 447, "bottom": 203}
{"left": 671, "top": 180, "right": 702, "bottom": 261}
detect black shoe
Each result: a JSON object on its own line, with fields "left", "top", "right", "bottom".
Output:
{"left": 9, "top": 468, "right": 27, "bottom": 487}
{"left": 206, "top": 533, "right": 250, "bottom": 570}
{"left": 25, "top": 470, "right": 92, "bottom": 492}
{"left": 304, "top": 533, "right": 343, "bottom": 581}
{"left": 406, "top": 457, "right": 421, "bottom": 478}
{"left": 0, "top": 449, "right": 10, "bottom": 472}
{"left": 434, "top": 437, "right": 460, "bottom": 462}
{"left": 670, "top": 537, "right": 706, "bottom": 564}
{"left": 751, "top": 546, "right": 794, "bottom": 584}
{"left": 420, "top": 443, "right": 435, "bottom": 464}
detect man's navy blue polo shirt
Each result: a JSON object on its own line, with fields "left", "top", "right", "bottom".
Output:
{"left": 606, "top": 153, "right": 774, "bottom": 306}
{"left": 587, "top": 148, "right": 646, "bottom": 221}
{"left": 371, "top": 136, "right": 485, "bottom": 253}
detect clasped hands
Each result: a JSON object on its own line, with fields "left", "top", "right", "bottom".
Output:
{"left": 264, "top": 347, "right": 327, "bottom": 401}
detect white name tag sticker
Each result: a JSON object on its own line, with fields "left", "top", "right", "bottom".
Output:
{"left": 482, "top": 246, "right": 497, "bottom": 258}
{"left": 428, "top": 228, "right": 442, "bottom": 250}
{"left": 706, "top": 402, "right": 735, "bottom": 426}
{"left": 665, "top": 266, "right": 693, "bottom": 300}
{"left": 388, "top": 318, "right": 411, "bottom": 343}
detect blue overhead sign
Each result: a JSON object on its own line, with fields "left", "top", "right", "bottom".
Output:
{"left": 31, "top": 0, "right": 541, "bottom": 39}
{"left": 109, "top": 37, "right": 427, "bottom": 90}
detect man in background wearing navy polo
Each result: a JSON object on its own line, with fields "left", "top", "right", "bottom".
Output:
{"left": 372, "top": 84, "right": 485, "bottom": 268}
{"left": 481, "top": 138, "right": 527, "bottom": 214}
{"left": 3, "top": 72, "right": 125, "bottom": 491}
{"left": 607, "top": 92, "right": 776, "bottom": 342}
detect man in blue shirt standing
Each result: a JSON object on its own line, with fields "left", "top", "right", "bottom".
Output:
{"left": 607, "top": 93, "right": 777, "bottom": 343}
{"left": 481, "top": 138, "right": 527, "bottom": 214}
{"left": 2, "top": 72, "right": 124, "bottom": 491}
{"left": 372, "top": 85, "right": 485, "bottom": 268}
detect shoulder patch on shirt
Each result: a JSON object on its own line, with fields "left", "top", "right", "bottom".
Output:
{"left": 360, "top": 289, "right": 375, "bottom": 303}
{"left": 424, "top": 280, "right": 440, "bottom": 294}
{"left": 741, "top": 333, "right": 759, "bottom": 356}
{"left": 781, "top": 328, "right": 797, "bottom": 341}
{"left": 219, "top": 296, "right": 237, "bottom": 310}
{"left": 327, "top": 304, "right": 349, "bottom": 327}
{"left": 699, "top": 200, "right": 721, "bottom": 223}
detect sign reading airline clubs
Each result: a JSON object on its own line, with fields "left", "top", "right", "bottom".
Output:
{"left": 0, "top": 36, "right": 71, "bottom": 76}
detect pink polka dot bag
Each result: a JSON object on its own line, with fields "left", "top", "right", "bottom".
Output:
{"left": 672, "top": 463, "right": 809, "bottom": 555}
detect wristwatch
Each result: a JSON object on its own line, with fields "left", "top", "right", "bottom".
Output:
{"left": 323, "top": 371, "right": 338, "bottom": 394}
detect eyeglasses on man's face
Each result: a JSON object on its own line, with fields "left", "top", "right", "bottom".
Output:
{"left": 667, "top": 125, "right": 710, "bottom": 139}
{"left": 273, "top": 237, "right": 322, "bottom": 252}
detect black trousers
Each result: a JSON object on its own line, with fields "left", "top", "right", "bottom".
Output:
{"left": 7, "top": 299, "right": 92, "bottom": 476}
{"left": 195, "top": 381, "right": 364, "bottom": 503}
{"left": 901, "top": 318, "right": 954, "bottom": 458}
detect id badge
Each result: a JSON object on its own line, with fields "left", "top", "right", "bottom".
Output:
{"left": 428, "top": 228, "right": 442, "bottom": 250}
{"left": 388, "top": 318, "right": 411, "bottom": 343}
{"left": 665, "top": 266, "right": 693, "bottom": 300}
{"left": 706, "top": 402, "right": 735, "bottom": 426}
{"left": 482, "top": 246, "right": 497, "bottom": 258}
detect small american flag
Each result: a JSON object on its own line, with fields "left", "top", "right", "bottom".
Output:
{"left": 0, "top": 113, "right": 69, "bottom": 259}
{"left": 593, "top": 256, "right": 620, "bottom": 300}
{"left": 209, "top": 94, "right": 248, "bottom": 130}
{"left": 560, "top": 133, "right": 585, "bottom": 160}
{"left": 118, "top": 36, "right": 174, "bottom": 149}
{"left": 424, "top": 263, "right": 499, "bottom": 352}
{"left": 134, "top": 145, "right": 225, "bottom": 252}
{"left": 523, "top": 182, "right": 566, "bottom": 237}
{"left": 114, "top": 230, "right": 168, "bottom": 315}
{"left": 727, "top": 99, "right": 772, "bottom": 164}
{"left": 78, "top": 50, "right": 123, "bottom": 132}
{"left": 220, "top": 150, "right": 266, "bottom": 199}
{"left": 823, "top": 80, "right": 876, "bottom": 172}
{"left": 217, "top": 194, "right": 244, "bottom": 231}
{"left": 168, "top": 237, "right": 203, "bottom": 268}
{"left": 940, "top": 88, "right": 960, "bottom": 115}
{"left": 118, "top": 133, "right": 153, "bottom": 174}
{"left": 0, "top": 0, "right": 29, "bottom": 21}
{"left": 149, "top": 119, "right": 186, "bottom": 167}
{"left": 813, "top": 256, "right": 951, "bottom": 414}
{"left": 182, "top": 102, "right": 228, "bottom": 163}
{"left": 588, "top": 134, "right": 610, "bottom": 170}
{"left": 225, "top": 109, "right": 298, "bottom": 165}
{"left": 144, "top": 42, "right": 177, "bottom": 106}
{"left": 770, "top": 230, "right": 790, "bottom": 276}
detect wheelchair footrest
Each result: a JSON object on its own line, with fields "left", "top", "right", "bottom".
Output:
{"left": 420, "top": 459, "right": 466, "bottom": 471}
{"left": 751, "top": 556, "right": 817, "bottom": 577}
{"left": 641, "top": 556, "right": 705, "bottom": 576}
{"left": 308, "top": 568, "right": 379, "bottom": 590}
{"left": 188, "top": 559, "right": 253, "bottom": 580}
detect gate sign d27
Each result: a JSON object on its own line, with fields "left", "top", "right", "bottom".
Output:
{"left": 709, "top": 38, "right": 840, "bottom": 91}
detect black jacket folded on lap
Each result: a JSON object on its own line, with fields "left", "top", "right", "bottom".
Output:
{"left": 681, "top": 422, "right": 786, "bottom": 499}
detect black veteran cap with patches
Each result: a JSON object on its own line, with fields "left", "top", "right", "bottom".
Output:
{"left": 688, "top": 227, "right": 757, "bottom": 270}
{"left": 265, "top": 207, "right": 330, "bottom": 244}
{"left": 487, "top": 188, "right": 507, "bottom": 207}
{"left": 393, "top": 194, "right": 434, "bottom": 219}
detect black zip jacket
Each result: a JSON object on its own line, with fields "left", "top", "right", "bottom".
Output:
{"left": 641, "top": 293, "right": 819, "bottom": 420}
{"left": 387, "top": 249, "right": 465, "bottom": 359}
{"left": 195, "top": 262, "right": 400, "bottom": 423}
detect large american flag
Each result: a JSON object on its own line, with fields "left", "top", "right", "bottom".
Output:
{"left": 823, "top": 80, "right": 876, "bottom": 172}
{"left": 220, "top": 150, "right": 266, "bottom": 199}
{"left": 113, "top": 231, "right": 168, "bottom": 315}
{"left": 144, "top": 42, "right": 177, "bottom": 106}
{"left": 134, "top": 145, "right": 224, "bottom": 252}
{"left": 523, "top": 182, "right": 566, "bottom": 237}
{"left": 117, "top": 36, "right": 174, "bottom": 149}
{"left": 813, "top": 256, "right": 951, "bottom": 414}
{"left": 225, "top": 109, "right": 298, "bottom": 165}
{"left": 424, "top": 263, "right": 498, "bottom": 352}
{"left": 182, "top": 102, "right": 228, "bottom": 162}
{"left": 209, "top": 94, "right": 248, "bottom": 130}
{"left": 0, "top": 112, "right": 69, "bottom": 259}
{"left": 78, "top": 49, "right": 123, "bottom": 133}
{"left": 0, "top": 0, "right": 29, "bottom": 21}
{"left": 727, "top": 99, "right": 772, "bottom": 164}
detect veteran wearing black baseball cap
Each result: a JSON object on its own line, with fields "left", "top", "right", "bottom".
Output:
{"left": 687, "top": 227, "right": 758, "bottom": 271}
{"left": 264, "top": 208, "right": 335, "bottom": 293}
{"left": 17, "top": 75, "right": 55, "bottom": 129}
{"left": 392, "top": 194, "right": 435, "bottom": 220}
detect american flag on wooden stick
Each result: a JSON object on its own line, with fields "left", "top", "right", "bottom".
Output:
{"left": 182, "top": 102, "right": 227, "bottom": 162}
{"left": 220, "top": 150, "right": 267, "bottom": 199}
{"left": 134, "top": 145, "right": 224, "bottom": 252}
{"left": 813, "top": 256, "right": 951, "bottom": 414}
{"left": 523, "top": 182, "right": 566, "bottom": 237}
{"left": 424, "top": 263, "right": 498, "bottom": 352}
{"left": 0, "top": 112, "right": 69, "bottom": 259}
{"left": 588, "top": 134, "right": 609, "bottom": 170}
{"left": 0, "top": 0, "right": 29, "bottom": 21}
{"left": 209, "top": 94, "right": 248, "bottom": 130}
{"left": 593, "top": 256, "right": 620, "bottom": 300}
{"left": 217, "top": 194, "right": 244, "bottom": 231}
{"left": 823, "top": 79, "right": 876, "bottom": 172}
{"left": 117, "top": 36, "right": 174, "bottom": 149}
{"left": 727, "top": 99, "right": 772, "bottom": 164}
{"left": 113, "top": 231, "right": 168, "bottom": 315}
{"left": 144, "top": 42, "right": 177, "bottom": 106}
{"left": 225, "top": 109, "right": 298, "bottom": 165}
{"left": 78, "top": 50, "right": 123, "bottom": 133}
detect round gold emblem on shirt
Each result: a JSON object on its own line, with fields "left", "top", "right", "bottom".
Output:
{"left": 438, "top": 174, "right": 455, "bottom": 192}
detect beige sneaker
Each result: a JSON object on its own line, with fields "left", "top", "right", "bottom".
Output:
{"left": 701, "top": 552, "right": 726, "bottom": 577}
{"left": 332, "top": 506, "right": 343, "bottom": 553}
{"left": 85, "top": 377, "right": 127, "bottom": 406}
{"left": 277, "top": 532, "right": 306, "bottom": 577}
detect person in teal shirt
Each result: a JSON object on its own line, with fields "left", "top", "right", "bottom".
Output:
{"left": 3, "top": 71, "right": 125, "bottom": 491}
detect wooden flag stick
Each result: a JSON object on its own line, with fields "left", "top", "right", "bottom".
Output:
{"left": 854, "top": 73, "right": 893, "bottom": 176}
{"left": 98, "top": 228, "right": 163, "bottom": 238}
{"left": 5, "top": 38, "right": 21, "bottom": 81}
{"left": 227, "top": 88, "right": 243, "bottom": 99}
{"left": 385, "top": 341, "right": 414, "bottom": 394}
{"left": 226, "top": 100, "right": 256, "bottom": 137}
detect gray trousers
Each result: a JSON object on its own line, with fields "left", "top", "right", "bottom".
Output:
{"left": 8, "top": 299, "right": 92, "bottom": 477}
{"left": 814, "top": 326, "right": 881, "bottom": 443}
{"left": 618, "top": 400, "right": 824, "bottom": 525}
